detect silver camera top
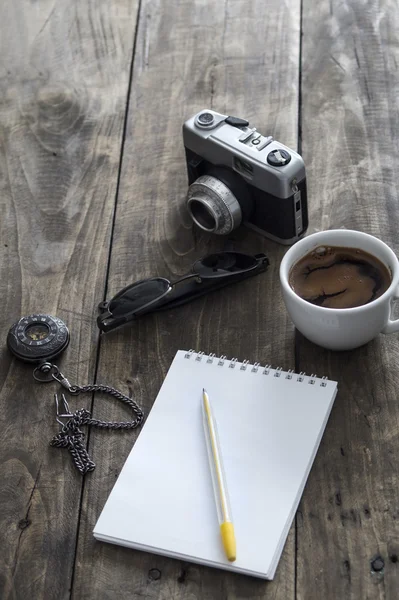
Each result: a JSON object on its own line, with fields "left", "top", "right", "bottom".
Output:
{"left": 183, "top": 110, "right": 308, "bottom": 244}
{"left": 183, "top": 109, "right": 305, "bottom": 199}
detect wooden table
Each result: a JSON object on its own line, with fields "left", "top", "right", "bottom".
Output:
{"left": 1, "top": 0, "right": 399, "bottom": 598}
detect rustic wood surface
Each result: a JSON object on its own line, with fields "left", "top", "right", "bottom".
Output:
{"left": 0, "top": 0, "right": 139, "bottom": 598}
{"left": 74, "top": 0, "right": 300, "bottom": 598}
{"left": 296, "top": 0, "right": 399, "bottom": 599}
{"left": 1, "top": 0, "right": 398, "bottom": 598}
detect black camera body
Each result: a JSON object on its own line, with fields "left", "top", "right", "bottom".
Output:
{"left": 183, "top": 110, "right": 308, "bottom": 245}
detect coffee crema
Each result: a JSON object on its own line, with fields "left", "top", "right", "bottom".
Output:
{"left": 289, "top": 245, "right": 392, "bottom": 308}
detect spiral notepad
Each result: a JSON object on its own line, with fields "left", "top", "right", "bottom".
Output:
{"left": 94, "top": 350, "right": 338, "bottom": 580}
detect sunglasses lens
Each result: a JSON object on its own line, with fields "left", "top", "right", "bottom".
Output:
{"left": 194, "top": 252, "right": 258, "bottom": 278}
{"left": 109, "top": 278, "right": 170, "bottom": 316}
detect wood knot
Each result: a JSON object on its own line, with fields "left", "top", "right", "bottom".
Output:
{"left": 37, "top": 84, "right": 74, "bottom": 108}
{"left": 18, "top": 518, "right": 31, "bottom": 530}
{"left": 148, "top": 568, "right": 161, "bottom": 581}
{"left": 371, "top": 556, "right": 384, "bottom": 573}
{"left": 35, "top": 84, "right": 83, "bottom": 136}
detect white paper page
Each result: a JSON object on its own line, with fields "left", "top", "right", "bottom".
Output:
{"left": 94, "top": 351, "right": 337, "bottom": 578}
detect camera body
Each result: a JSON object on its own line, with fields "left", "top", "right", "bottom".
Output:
{"left": 183, "top": 110, "right": 308, "bottom": 245}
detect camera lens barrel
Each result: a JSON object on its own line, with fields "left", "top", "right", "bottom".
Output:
{"left": 187, "top": 175, "right": 242, "bottom": 235}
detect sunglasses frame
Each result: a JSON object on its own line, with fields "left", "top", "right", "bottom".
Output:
{"left": 97, "top": 252, "right": 269, "bottom": 332}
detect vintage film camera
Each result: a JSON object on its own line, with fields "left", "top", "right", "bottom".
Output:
{"left": 183, "top": 110, "right": 308, "bottom": 245}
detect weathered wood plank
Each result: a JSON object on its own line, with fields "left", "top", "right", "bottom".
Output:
{"left": 0, "top": 1, "right": 139, "bottom": 598}
{"left": 297, "top": 0, "right": 399, "bottom": 598}
{"left": 73, "top": 0, "right": 301, "bottom": 598}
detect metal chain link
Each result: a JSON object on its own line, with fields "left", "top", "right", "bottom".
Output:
{"left": 49, "top": 380, "right": 144, "bottom": 475}
{"left": 69, "top": 384, "right": 144, "bottom": 429}
{"left": 50, "top": 409, "right": 96, "bottom": 475}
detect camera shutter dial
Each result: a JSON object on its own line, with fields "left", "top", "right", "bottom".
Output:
{"left": 195, "top": 112, "right": 215, "bottom": 128}
{"left": 267, "top": 149, "right": 291, "bottom": 166}
{"left": 187, "top": 175, "right": 242, "bottom": 235}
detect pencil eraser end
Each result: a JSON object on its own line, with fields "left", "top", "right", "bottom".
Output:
{"left": 220, "top": 522, "right": 236, "bottom": 562}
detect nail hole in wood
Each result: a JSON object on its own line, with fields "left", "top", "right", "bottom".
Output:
{"left": 148, "top": 568, "right": 161, "bottom": 581}
{"left": 18, "top": 518, "right": 31, "bottom": 530}
{"left": 371, "top": 556, "right": 384, "bottom": 573}
{"left": 177, "top": 568, "right": 187, "bottom": 584}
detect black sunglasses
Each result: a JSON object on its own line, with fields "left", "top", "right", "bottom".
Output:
{"left": 97, "top": 251, "right": 269, "bottom": 332}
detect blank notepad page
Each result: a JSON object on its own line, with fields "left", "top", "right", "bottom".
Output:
{"left": 94, "top": 350, "right": 337, "bottom": 579}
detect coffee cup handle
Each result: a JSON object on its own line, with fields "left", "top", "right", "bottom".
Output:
{"left": 382, "top": 285, "right": 399, "bottom": 334}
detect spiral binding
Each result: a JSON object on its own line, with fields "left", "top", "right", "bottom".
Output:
{"left": 184, "top": 350, "right": 329, "bottom": 386}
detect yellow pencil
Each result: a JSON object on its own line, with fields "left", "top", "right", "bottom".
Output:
{"left": 202, "top": 388, "right": 236, "bottom": 562}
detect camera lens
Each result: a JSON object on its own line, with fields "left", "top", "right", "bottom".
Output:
{"left": 189, "top": 200, "right": 217, "bottom": 230}
{"left": 187, "top": 175, "right": 242, "bottom": 235}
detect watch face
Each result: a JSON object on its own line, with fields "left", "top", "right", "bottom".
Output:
{"left": 25, "top": 323, "right": 50, "bottom": 341}
{"left": 7, "top": 314, "right": 70, "bottom": 362}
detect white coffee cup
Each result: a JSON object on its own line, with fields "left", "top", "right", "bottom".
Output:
{"left": 279, "top": 229, "right": 399, "bottom": 350}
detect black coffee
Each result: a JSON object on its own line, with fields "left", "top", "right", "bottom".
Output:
{"left": 289, "top": 245, "right": 392, "bottom": 308}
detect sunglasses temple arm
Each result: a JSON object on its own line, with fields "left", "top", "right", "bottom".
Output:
{"left": 170, "top": 272, "right": 200, "bottom": 285}
{"left": 152, "top": 257, "right": 269, "bottom": 313}
{"left": 169, "top": 254, "right": 268, "bottom": 287}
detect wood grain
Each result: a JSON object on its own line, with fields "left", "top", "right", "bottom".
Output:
{"left": 72, "top": 0, "right": 301, "bottom": 598}
{"left": 297, "top": 0, "right": 399, "bottom": 598}
{"left": 0, "top": 1, "right": 139, "bottom": 598}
